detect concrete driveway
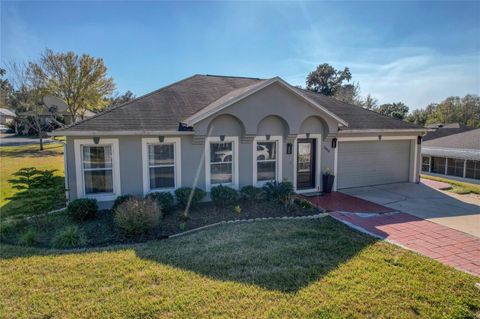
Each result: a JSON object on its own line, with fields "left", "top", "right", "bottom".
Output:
{"left": 341, "top": 182, "right": 480, "bottom": 238}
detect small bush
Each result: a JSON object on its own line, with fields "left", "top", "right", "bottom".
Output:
{"left": 175, "top": 187, "right": 206, "bottom": 209}
{"left": 67, "top": 198, "right": 98, "bottom": 221}
{"left": 112, "top": 195, "right": 136, "bottom": 211}
{"left": 52, "top": 226, "right": 86, "bottom": 248}
{"left": 145, "top": 192, "right": 175, "bottom": 213}
{"left": 263, "top": 181, "right": 294, "bottom": 206}
{"left": 240, "top": 185, "right": 264, "bottom": 202}
{"left": 294, "top": 197, "right": 315, "bottom": 209}
{"left": 210, "top": 185, "right": 238, "bottom": 207}
{"left": 19, "top": 228, "right": 37, "bottom": 246}
{"left": 114, "top": 198, "right": 162, "bottom": 237}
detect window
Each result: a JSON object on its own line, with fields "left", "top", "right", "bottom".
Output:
{"left": 142, "top": 138, "right": 181, "bottom": 194}
{"left": 253, "top": 136, "right": 282, "bottom": 185}
{"left": 421, "top": 156, "right": 430, "bottom": 172}
{"left": 83, "top": 145, "right": 113, "bottom": 194}
{"left": 205, "top": 136, "right": 238, "bottom": 190}
{"left": 256, "top": 142, "right": 277, "bottom": 182}
{"left": 431, "top": 157, "right": 446, "bottom": 174}
{"left": 466, "top": 160, "right": 480, "bottom": 180}
{"left": 210, "top": 142, "right": 233, "bottom": 185}
{"left": 447, "top": 158, "right": 465, "bottom": 177}
{"left": 74, "top": 138, "right": 120, "bottom": 201}
{"left": 148, "top": 144, "right": 175, "bottom": 189}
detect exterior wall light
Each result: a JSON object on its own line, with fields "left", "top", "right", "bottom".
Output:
{"left": 331, "top": 138, "right": 337, "bottom": 149}
{"left": 220, "top": 135, "right": 225, "bottom": 142}
{"left": 286, "top": 143, "right": 293, "bottom": 154}
{"left": 417, "top": 136, "right": 422, "bottom": 145}
{"left": 266, "top": 134, "right": 271, "bottom": 141}
{"left": 93, "top": 137, "right": 100, "bottom": 144}
{"left": 378, "top": 135, "right": 382, "bottom": 141}
{"left": 158, "top": 136, "right": 165, "bottom": 143}
{"left": 306, "top": 133, "right": 310, "bottom": 138}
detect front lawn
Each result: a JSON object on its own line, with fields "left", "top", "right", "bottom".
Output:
{"left": 422, "top": 174, "right": 480, "bottom": 194}
{"left": 0, "top": 143, "right": 64, "bottom": 218}
{"left": 1, "top": 217, "right": 479, "bottom": 318}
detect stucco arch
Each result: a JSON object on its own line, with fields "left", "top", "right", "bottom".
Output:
{"left": 256, "top": 115, "right": 289, "bottom": 137}
{"left": 299, "top": 115, "right": 329, "bottom": 138}
{"left": 207, "top": 114, "right": 245, "bottom": 137}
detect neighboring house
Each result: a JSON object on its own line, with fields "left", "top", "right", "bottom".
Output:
{"left": 51, "top": 75, "right": 427, "bottom": 208}
{"left": 424, "top": 123, "right": 472, "bottom": 142}
{"left": 0, "top": 108, "right": 16, "bottom": 125}
{"left": 422, "top": 129, "right": 480, "bottom": 184}
{"left": 38, "top": 109, "right": 96, "bottom": 126}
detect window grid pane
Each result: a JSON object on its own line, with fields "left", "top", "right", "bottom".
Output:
{"left": 210, "top": 142, "right": 233, "bottom": 163}
{"left": 211, "top": 163, "right": 233, "bottom": 184}
{"left": 466, "top": 160, "right": 480, "bottom": 180}
{"left": 148, "top": 144, "right": 174, "bottom": 166}
{"left": 447, "top": 158, "right": 465, "bottom": 177}
{"left": 83, "top": 146, "right": 112, "bottom": 169}
{"left": 431, "top": 157, "right": 446, "bottom": 174}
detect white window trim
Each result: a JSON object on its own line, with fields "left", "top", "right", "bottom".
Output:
{"left": 293, "top": 133, "right": 322, "bottom": 193}
{"left": 252, "top": 136, "right": 283, "bottom": 187}
{"left": 74, "top": 138, "right": 121, "bottom": 202}
{"left": 205, "top": 136, "right": 239, "bottom": 191}
{"left": 142, "top": 137, "right": 182, "bottom": 195}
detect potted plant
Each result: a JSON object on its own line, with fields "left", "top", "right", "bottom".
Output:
{"left": 322, "top": 168, "right": 335, "bottom": 193}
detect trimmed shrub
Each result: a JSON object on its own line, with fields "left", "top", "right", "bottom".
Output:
{"left": 174, "top": 187, "right": 206, "bottom": 209}
{"left": 67, "top": 198, "right": 98, "bottom": 221}
{"left": 210, "top": 185, "right": 238, "bottom": 207}
{"left": 114, "top": 198, "right": 162, "bottom": 237}
{"left": 145, "top": 192, "right": 175, "bottom": 213}
{"left": 240, "top": 185, "right": 264, "bottom": 202}
{"left": 263, "top": 181, "right": 294, "bottom": 206}
{"left": 112, "top": 195, "right": 136, "bottom": 211}
{"left": 294, "top": 197, "right": 315, "bottom": 209}
{"left": 52, "top": 226, "right": 86, "bottom": 248}
{"left": 19, "top": 228, "right": 37, "bottom": 246}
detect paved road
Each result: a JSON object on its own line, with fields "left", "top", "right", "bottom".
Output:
{"left": 341, "top": 182, "right": 480, "bottom": 237}
{"left": 0, "top": 133, "right": 54, "bottom": 147}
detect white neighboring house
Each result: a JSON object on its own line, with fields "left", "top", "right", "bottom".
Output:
{"left": 422, "top": 128, "right": 480, "bottom": 184}
{"left": 0, "top": 108, "right": 16, "bottom": 132}
{"left": 0, "top": 108, "right": 16, "bottom": 125}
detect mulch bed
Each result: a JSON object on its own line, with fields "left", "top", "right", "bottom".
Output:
{"left": 0, "top": 199, "right": 318, "bottom": 248}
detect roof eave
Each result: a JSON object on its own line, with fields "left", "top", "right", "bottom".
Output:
{"left": 49, "top": 130, "right": 195, "bottom": 137}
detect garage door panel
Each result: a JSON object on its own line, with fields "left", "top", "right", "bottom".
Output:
{"left": 337, "top": 140, "right": 411, "bottom": 189}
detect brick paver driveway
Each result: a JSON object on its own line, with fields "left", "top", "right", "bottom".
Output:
{"left": 306, "top": 192, "right": 480, "bottom": 277}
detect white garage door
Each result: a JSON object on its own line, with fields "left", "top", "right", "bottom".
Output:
{"left": 337, "top": 140, "right": 411, "bottom": 189}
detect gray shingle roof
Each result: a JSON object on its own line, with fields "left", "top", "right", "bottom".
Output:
{"left": 423, "top": 123, "right": 472, "bottom": 141}
{"left": 423, "top": 128, "right": 480, "bottom": 150}
{"left": 56, "top": 74, "right": 424, "bottom": 133}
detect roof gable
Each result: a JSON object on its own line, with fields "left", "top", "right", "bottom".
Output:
{"left": 183, "top": 77, "right": 348, "bottom": 127}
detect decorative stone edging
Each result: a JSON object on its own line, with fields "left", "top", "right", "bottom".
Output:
{"left": 168, "top": 213, "right": 328, "bottom": 239}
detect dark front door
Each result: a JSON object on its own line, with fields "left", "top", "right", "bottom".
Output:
{"left": 297, "top": 139, "right": 316, "bottom": 189}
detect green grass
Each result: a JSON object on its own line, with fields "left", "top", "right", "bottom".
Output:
{"left": 0, "top": 143, "right": 64, "bottom": 217}
{"left": 422, "top": 174, "right": 480, "bottom": 194}
{"left": 1, "top": 217, "right": 478, "bottom": 318}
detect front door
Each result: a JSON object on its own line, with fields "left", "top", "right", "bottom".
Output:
{"left": 297, "top": 139, "right": 316, "bottom": 189}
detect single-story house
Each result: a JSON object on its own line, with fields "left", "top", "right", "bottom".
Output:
{"left": 422, "top": 128, "right": 480, "bottom": 184}
{"left": 0, "top": 108, "right": 16, "bottom": 125}
{"left": 51, "top": 75, "right": 427, "bottom": 208}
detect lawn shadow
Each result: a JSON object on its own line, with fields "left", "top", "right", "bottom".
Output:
{"left": 0, "top": 217, "right": 377, "bottom": 293}
{"left": 132, "top": 217, "right": 377, "bottom": 293}
{"left": 0, "top": 143, "right": 63, "bottom": 158}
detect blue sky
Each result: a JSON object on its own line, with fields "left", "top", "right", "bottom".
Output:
{"left": 1, "top": 1, "right": 479, "bottom": 110}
